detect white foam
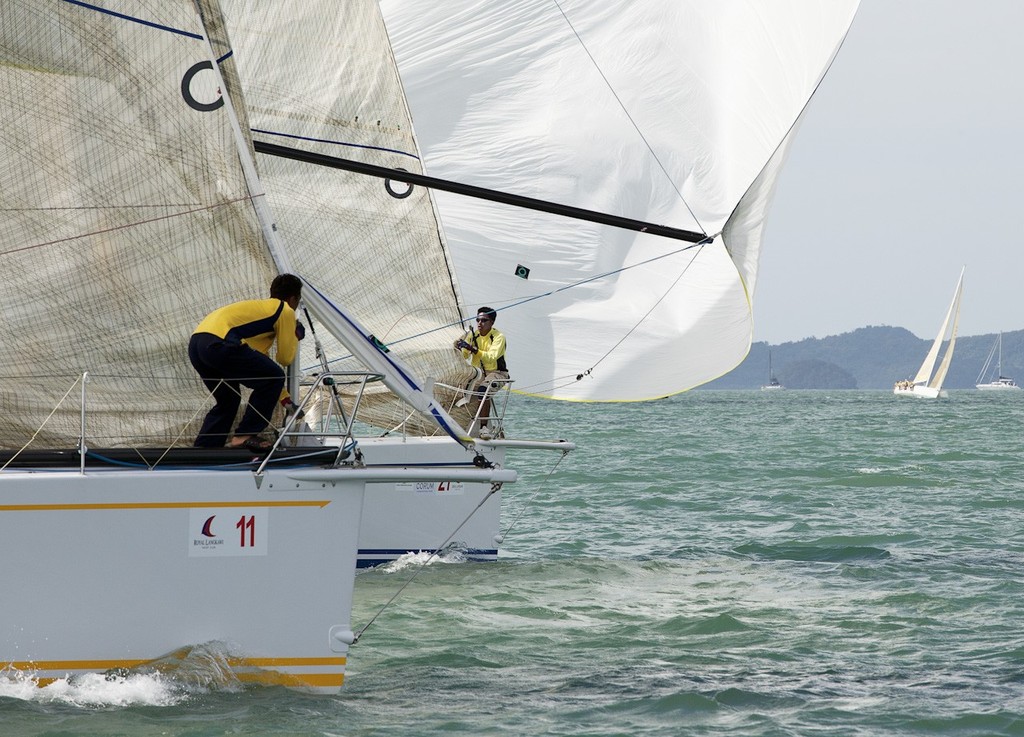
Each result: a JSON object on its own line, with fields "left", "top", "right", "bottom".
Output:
{"left": 380, "top": 548, "right": 467, "bottom": 572}
{"left": 0, "top": 669, "right": 183, "bottom": 707}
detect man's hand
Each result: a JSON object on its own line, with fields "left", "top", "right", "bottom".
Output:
{"left": 281, "top": 397, "right": 305, "bottom": 420}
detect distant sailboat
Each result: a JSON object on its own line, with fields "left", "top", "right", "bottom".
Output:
{"left": 975, "top": 333, "right": 1020, "bottom": 390}
{"left": 761, "top": 350, "right": 784, "bottom": 391}
{"left": 894, "top": 268, "right": 965, "bottom": 399}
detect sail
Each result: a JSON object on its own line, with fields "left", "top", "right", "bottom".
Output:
{"left": 0, "top": 1, "right": 278, "bottom": 448}
{"left": 928, "top": 270, "right": 964, "bottom": 391}
{"left": 911, "top": 320, "right": 949, "bottom": 386}
{"left": 380, "top": 0, "right": 860, "bottom": 401}
{"left": 220, "top": 0, "right": 478, "bottom": 434}
{"left": 0, "top": 0, "right": 469, "bottom": 448}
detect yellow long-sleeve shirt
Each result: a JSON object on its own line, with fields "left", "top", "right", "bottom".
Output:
{"left": 193, "top": 298, "right": 298, "bottom": 366}
{"left": 461, "top": 328, "right": 507, "bottom": 372}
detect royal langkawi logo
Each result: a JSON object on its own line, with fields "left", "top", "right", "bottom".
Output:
{"left": 192, "top": 514, "right": 224, "bottom": 549}
{"left": 188, "top": 508, "right": 269, "bottom": 557}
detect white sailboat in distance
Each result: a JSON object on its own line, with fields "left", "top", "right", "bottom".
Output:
{"left": 761, "top": 350, "right": 784, "bottom": 391}
{"left": 975, "top": 333, "right": 1021, "bottom": 390}
{"left": 894, "top": 267, "right": 965, "bottom": 399}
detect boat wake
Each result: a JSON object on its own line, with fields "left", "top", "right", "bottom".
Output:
{"left": 380, "top": 548, "right": 469, "bottom": 572}
{"left": 0, "top": 642, "right": 245, "bottom": 707}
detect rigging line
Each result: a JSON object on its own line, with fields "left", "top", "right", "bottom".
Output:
{"left": 0, "top": 196, "right": 261, "bottom": 258}
{"left": 499, "top": 452, "right": 569, "bottom": 541}
{"left": 576, "top": 241, "right": 707, "bottom": 380}
{"left": 502, "top": 238, "right": 707, "bottom": 395}
{"left": 301, "top": 235, "right": 715, "bottom": 375}
{"left": 146, "top": 398, "right": 210, "bottom": 470}
{"left": 550, "top": 0, "right": 704, "bottom": 233}
{"left": 353, "top": 483, "right": 502, "bottom": 644}
{"left": 1, "top": 376, "right": 82, "bottom": 471}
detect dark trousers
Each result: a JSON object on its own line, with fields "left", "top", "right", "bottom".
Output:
{"left": 188, "top": 332, "right": 285, "bottom": 447}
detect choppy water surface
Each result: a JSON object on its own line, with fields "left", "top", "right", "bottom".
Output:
{"left": 3, "top": 391, "right": 1024, "bottom": 736}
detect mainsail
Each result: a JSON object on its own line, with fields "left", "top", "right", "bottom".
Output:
{"left": 914, "top": 268, "right": 964, "bottom": 390}
{"left": 0, "top": 0, "right": 465, "bottom": 447}
{"left": 0, "top": 0, "right": 277, "bottom": 447}
{"left": 380, "top": 0, "right": 861, "bottom": 401}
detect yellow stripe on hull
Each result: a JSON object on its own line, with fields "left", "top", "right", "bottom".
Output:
{"left": 3, "top": 655, "right": 347, "bottom": 690}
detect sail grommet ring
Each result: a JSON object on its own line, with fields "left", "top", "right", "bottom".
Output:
{"left": 385, "top": 168, "right": 414, "bottom": 199}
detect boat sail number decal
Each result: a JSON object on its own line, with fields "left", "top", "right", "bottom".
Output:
{"left": 188, "top": 507, "right": 269, "bottom": 556}
{"left": 395, "top": 481, "right": 465, "bottom": 494}
{"left": 181, "top": 61, "right": 224, "bottom": 112}
{"left": 385, "top": 168, "right": 414, "bottom": 199}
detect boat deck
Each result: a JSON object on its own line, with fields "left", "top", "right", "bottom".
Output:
{"left": 0, "top": 445, "right": 344, "bottom": 470}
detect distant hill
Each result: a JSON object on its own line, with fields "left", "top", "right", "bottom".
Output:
{"left": 702, "top": 326, "right": 1024, "bottom": 390}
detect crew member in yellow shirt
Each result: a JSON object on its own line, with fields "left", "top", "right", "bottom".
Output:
{"left": 188, "top": 274, "right": 303, "bottom": 450}
{"left": 454, "top": 306, "right": 509, "bottom": 438}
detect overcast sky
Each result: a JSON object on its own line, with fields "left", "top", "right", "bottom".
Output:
{"left": 757, "top": 0, "right": 1023, "bottom": 344}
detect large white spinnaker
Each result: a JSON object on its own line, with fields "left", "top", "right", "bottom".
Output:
{"left": 381, "top": 0, "right": 860, "bottom": 401}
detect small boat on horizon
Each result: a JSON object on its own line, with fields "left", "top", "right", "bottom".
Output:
{"left": 975, "top": 332, "right": 1021, "bottom": 390}
{"left": 761, "top": 350, "right": 785, "bottom": 391}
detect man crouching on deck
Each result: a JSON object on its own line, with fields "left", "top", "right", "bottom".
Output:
{"left": 188, "top": 274, "right": 303, "bottom": 452}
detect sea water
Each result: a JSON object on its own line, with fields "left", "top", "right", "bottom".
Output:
{"left": 2, "top": 391, "right": 1023, "bottom": 736}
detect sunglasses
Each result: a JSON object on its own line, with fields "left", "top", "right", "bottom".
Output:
{"left": 476, "top": 317, "right": 492, "bottom": 323}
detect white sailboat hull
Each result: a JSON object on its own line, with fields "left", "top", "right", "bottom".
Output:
{"left": 976, "top": 381, "right": 1021, "bottom": 391}
{"left": 0, "top": 466, "right": 365, "bottom": 691}
{"left": 893, "top": 385, "right": 945, "bottom": 399}
{"left": 975, "top": 335, "right": 1019, "bottom": 390}
{"left": 357, "top": 436, "right": 506, "bottom": 567}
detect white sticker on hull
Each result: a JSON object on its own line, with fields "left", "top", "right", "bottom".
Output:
{"left": 188, "top": 507, "right": 269, "bottom": 556}
{"left": 394, "top": 481, "right": 465, "bottom": 494}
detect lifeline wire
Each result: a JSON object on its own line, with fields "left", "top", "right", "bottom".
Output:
{"left": 0, "top": 376, "right": 82, "bottom": 471}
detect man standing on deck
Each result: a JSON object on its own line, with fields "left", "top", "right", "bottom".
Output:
{"left": 454, "top": 306, "right": 509, "bottom": 439}
{"left": 188, "top": 274, "right": 303, "bottom": 451}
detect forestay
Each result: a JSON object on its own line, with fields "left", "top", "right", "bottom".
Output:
{"left": 381, "top": 0, "right": 860, "bottom": 401}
